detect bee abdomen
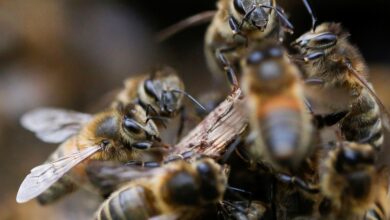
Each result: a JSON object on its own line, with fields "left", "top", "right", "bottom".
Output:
{"left": 96, "top": 186, "right": 156, "bottom": 220}
{"left": 341, "top": 93, "right": 383, "bottom": 150}
{"left": 261, "top": 109, "right": 302, "bottom": 165}
{"left": 37, "top": 176, "right": 77, "bottom": 205}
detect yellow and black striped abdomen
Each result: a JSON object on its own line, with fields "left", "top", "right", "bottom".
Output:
{"left": 95, "top": 185, "right": 157, "bottom": 220}
{"left": 340, "top": 90, "right": 383, "bottom": 150}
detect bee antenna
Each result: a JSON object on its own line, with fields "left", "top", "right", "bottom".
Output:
{"left": 146, "top": 116, "right": 169, "bottom": 128}
{"left": 302, "top": 0, "right": 318, "bottom": 32}
{"left": 226, "top": 185, "right": 253, "bottom": 206}
{"left": 171, "top": 89, "right": 206, "bottom": 111}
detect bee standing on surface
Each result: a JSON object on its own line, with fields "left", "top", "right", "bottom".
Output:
{"left": 204, "top": 0, "right": 316, "bottom": 86}
{"left": 318, "top": 142, "right": 380, "bottom": 219}
{"left": 292, "top": 22, "right": 390, "bottom": 151}
{"left": 16, "top": 103, "right": 164, "bottom": 204}
{"left": 94, "top": 158, "right": 228, "bottom": 220}
{"left": 240, "top": 42, "right": 314, "bottom": 170}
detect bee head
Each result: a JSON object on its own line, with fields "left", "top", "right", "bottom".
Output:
{"left": 292, "top": 23, "right": 348, "bottom": 57}
{"left": 117, "top": 103, "right": 160, "bottom": 142}
{"left": 141, "top": 66, "right": 184, "bottom": 117}
{"left": 243, "top": 43, "right": 294, "bottom": 93}
{"left": 195, "top": 159, "right": 227, "bottom": 203}
{"left": 232, "top": 0, "right": 273, "bottom": 31}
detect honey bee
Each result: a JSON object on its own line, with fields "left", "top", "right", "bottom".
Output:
{"left": 112, "top": 66, "right": 204, "bottom": 138}
{"left": 292, "top": 22, "right": 390, "bottom": 151}
{"left": 204, "top": 0, "right": 316, "bottom": 86}
{"left": 16, "top": 103, "right": 164, "bottom": 204}
{"left": 318, "top": 142, "right": 381, "bottom": 219}
{"left": 364, "top": 167, "right": 390, "bottom": 220}
{"left": 94, "top": 158, "right": 228, "bottom": 220}
{"left": 240, "top": 41, "right": 315, "bottom": 170}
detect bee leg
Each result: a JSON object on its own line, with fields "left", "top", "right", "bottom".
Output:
{"left": 314, "top": 111, "right": 349, "bottom": 129}
{"left": 302, "top": 0, "right": 318, "bottom": 32}
{"left": 164, "top": 150, "right": 195, "bottom": 163}
{"left": 216, "top": 47, "right": 239, "bottom": 89}
{"left": 131, "top": 141, "right": 168, "bottom": 152}
{"left": 221, "top": 137, "right": 242, "bottom": 163}
{"left": 125, "top": 160, "right": 161, "bottom": 168}
{"left": 275, "top": 173, "right": 320, "bottom": 194}
{"left": 304, "top": 51, "right": 325, "bottom": 62}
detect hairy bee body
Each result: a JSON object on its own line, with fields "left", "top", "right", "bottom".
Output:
{"left": 112, "top": 66, "right": 185, "bottom": 118}
{"left": 18, "top": 104, "right": 162, "bottom": 204}
{"left": 319, "top": 142, "right": 378, "bottom": 219}
{"left": 241, "top": 43, "right": 314, "bottom": 170}
{"left": 294, "top": 22, "right": 385, "bottom": 150}
{"left": 205, "top": 0, "right": 281, "bottom": 82}
{"left": 95, "top": 159, "right": 227, "bottom": 220}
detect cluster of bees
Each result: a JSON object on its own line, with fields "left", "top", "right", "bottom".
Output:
{"left": 16, "top": 0, "right": 390, "bottom": 219}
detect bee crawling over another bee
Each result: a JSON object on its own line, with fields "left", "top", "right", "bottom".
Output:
{"left": 205, "top": 0, "right": 316, "bottom": 87}
{"left": 112, "top": 66, "right": 205, "bottom": 137}
{"left": 16, "top": 103, "right": 165, "bottom": 204}
{"left": 292, "top": 22, "right": 390, "bottom": 151}
{"left": 240, "top": 41, "right": 315, "bottom": 171}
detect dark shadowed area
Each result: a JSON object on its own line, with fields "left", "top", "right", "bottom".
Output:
{"left": 0, "top": 0, "right": 389, "bottom": 219}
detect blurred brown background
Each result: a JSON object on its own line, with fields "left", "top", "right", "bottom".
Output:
{"left": 0, "top": 0, "right": 389, "bottom": 219}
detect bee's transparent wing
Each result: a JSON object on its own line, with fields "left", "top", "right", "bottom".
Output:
{"left": 347, "top": 65, "right": 390, "bottom": 130}
{"left": 20, "top": 108, "right": 92, "bottom": 143}
{"left": 86, "top": 161, "right": 163, "bottom": 196}
{"left": 16, "top": 146, "right": 101, "bottom": 203}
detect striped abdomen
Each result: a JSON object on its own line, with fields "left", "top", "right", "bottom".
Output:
{"left": 95, "top": 185, "right": 156, "bottom": 220}
{"left": 260, "top": 107, "right": 304, "bottom": 167}
{"left": 340, "top": 90, "right": 383, "bottom": 150}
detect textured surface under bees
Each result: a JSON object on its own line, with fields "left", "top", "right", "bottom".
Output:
{"left": 1, "top": 0, "right": 390, "bottom": 219}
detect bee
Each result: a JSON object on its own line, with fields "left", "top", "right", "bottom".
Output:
{"left": 364, "top": 167, "right": 390, "bottom": 220}
{"left": 204, "top": 0, "right": 316, "bottom": 86}
{"left": 94, "top": 158, "right": 228, "bottom": 220}
{"left": 292, "top": 22, "right": 390, "bottom": 151}
{"left": 112, "top": 66, "right": 204, "bottom": 138}
{"left": 318, "top": 142, "right": 381, "bottom": 219}
{"left": 16, "top": 103, "right": 164, "bottom": 204}
{"left": 240, "top": 41, "right": 315, "bottom": 170}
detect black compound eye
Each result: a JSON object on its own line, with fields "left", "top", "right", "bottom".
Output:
{"left": 144, "top": 79, "right": 160, "bottom": 100}
{"left": 123, "top": 117, "right": 142, "bottom": 134}
{"left": 246, "top": 51, "right": 265, "bottom": 65}
{"left": 313, "top": 33, "right": 337, "bottom": 47}
{"left": 233, "top": 0, "right": 246, "bottom": 15}
{"left": 196, "top": 162, "right": 220, "bottom": 201}
{"left": 268, "top": 47, "right": 283, "bottom": 58}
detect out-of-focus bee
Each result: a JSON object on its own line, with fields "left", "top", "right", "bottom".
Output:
{"left": 318, "top": 142, "right": 381, "bottom": 219}
{"left": 94, "top": 158, "right": 228, "bottom": 220}
{"left": 204, "top": 0, "right": 316, "bottom": 86}
{"left": 364, "top": 167, "right": 390, "bottom": 220}
{"left": 240, "top": 41, "right": 315, "bottom": 170}
{"left": 292, "top": 22, "right": 390, "bottom": 151}
{"left": 16, "top": 103, "right": 164, "bottom": 204}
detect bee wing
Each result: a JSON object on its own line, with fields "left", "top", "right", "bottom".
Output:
{"left": 16, "top": 146, "right": 101, "bottom": 203}
{"left": 347, "top": 65, "right": 390, "bottom": 130}
{"left": 20, "top": 108, "right": 92, "bottom": 143}
{"left": 86, "top": 161, "right": 164, "bottom": 195}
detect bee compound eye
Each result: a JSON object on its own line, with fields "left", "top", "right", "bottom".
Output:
{"left": 247, "top": 51, "right": 265, "bottom": 65}
{"left": 144, "top": 79, "right": 160, "bottom": 100}
{"left": 233, "top": 0, "right": 246, "bottom": 15}
{"left": 123, "top": 117, "right": 142, "bottom": 134}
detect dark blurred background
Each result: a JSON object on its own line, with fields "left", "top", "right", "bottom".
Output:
{"left": 1, "top": 0, "right": 389, "bottom": 219}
